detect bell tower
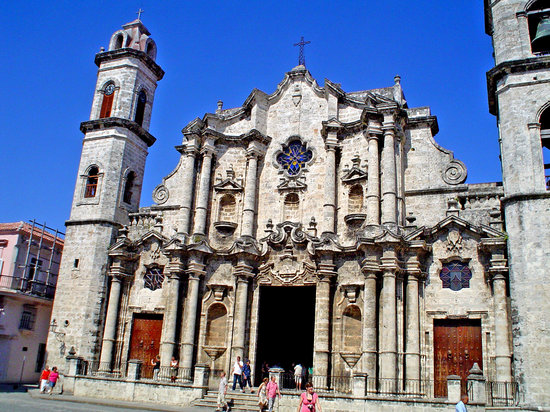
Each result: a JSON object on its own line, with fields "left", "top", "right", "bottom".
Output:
{"left": 47, "top": 18, "right": 164, "bottom": 368}
{"left": 485, "top": 0, "right": 550, "bottom": 408}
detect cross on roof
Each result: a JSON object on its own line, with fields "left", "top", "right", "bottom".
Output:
{"left": 136, "top": 8, "right": 144, "bottom": 20}
{"left": 294, "top": 36, "right": 311, "bottom": 67}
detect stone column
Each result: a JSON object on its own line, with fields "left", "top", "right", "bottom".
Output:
{"left": 241, "top": 142, "right": 263, "bottom": 238}
{"left": 380, "top": 248, "right": 398, "bottom": 384}
{"left": 380, "top": 121, "right": 397, "bottom": 226}
{"left": 193, "top": 138, "right": 215, "bottom": 235}
{"left": 405, "top": 256, "right": 421, "bottom": 385}
{"left": 361, "top": 257, "right": 379, "bottom": 378}
{"left": 323, "top": 132, "right": 338, "bottom": 234}
{"left": 492, "top": 272, "right": 513, "bottom": 382}
{"left": 180, "top": 256, "right": 205, "bottom": 371}
{"left": 159, "top": 258, "right": 184, "bottom": 366}
{"left": 231, "top": 259, "right": 253, "bottom": 361}
{"left": 179, "top": 136, "right": 198, "bottom": 234}
{"left": 99, "top": 274, "right": 123, "bottom": 370}
{"left": 313, "top": 257, "right": 334, "bottom": 389}
{"left": 366, "top": 129, "right": 381, "bottom": 226}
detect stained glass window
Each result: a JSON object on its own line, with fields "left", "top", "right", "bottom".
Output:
{"left": 144, "top": 266, "right": 164, "bottom": 291}
{"left": 276, "top": 140, "right": 313, "bottom": 176}
{"left": 439, "top": 261, "right": 472, "bottom": 291}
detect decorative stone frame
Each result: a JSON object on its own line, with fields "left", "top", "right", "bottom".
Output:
{"left": 272, "top": 135, "right": 316, "bottom": 179}
{"left": 77, "top": 163, "right": 104, "bottom": 206}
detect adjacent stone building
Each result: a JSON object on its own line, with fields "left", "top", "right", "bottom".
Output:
{"left": 47, "top": 2, "right": 550, "bottom": 410}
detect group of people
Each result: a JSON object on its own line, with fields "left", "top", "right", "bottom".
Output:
{"left": 39, "top": 366, "right": 59, "bottom": 394}
{"left": 150, "top": 354, "right": 180, "bottom": 382}
{"left": 216, "top": 357, "right": 322, "bottom": 412}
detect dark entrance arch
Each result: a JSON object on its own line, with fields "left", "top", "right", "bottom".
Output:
{"left": 254, "top": 285, "right": 316, "bottom": 386}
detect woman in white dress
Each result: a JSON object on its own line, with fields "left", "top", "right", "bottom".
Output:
{"left": 258, "top": 377, "right": 268, "bottom": 411}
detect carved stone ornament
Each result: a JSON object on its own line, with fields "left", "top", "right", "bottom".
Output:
{"left": 292, "top": 85, "right": 302, "bottom": 106}
{"left": 152, "top": 184, "right": 169, "bottom": 204}
{"left": 446, "top": 229, "right": 463, "bottom": 253}
{"left": 442, "top": 160, "right": 467, "bottom": 185}
{"left": 342, "top": 285, "right": 359, "bottom": 303}
{"left": 258, "top": 259, "right": 316, "bottom": 285}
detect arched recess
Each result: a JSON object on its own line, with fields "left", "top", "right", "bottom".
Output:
{"left": 99, "top": 81, "right": 116, "bottom": 118}
{"left": 218, "top": 194, "right": 236, "bottom": 222}
{"left": 539, "top": 106, "right": 550, "bottom": 189}
{"left": 135, "top": 90, "right": 147, "bottom": 126}
{"left": 108, "top": 30, "right": 128, "bottom": 51}
{"left": 342, "top": 305, "right": 362, "bottom": 353}
{"left": 84, "top": 166, "right": 100, "bottom": 198}
{"left": 205, "top": 303, "right": 228, "bottom": 347}
{"left": 283, "top": 193, "right": 300, "bottom": 221}
{"left": 145, "top": 38, "right": 157, "bottom": 60}
{"left": 348, "top": 185, "right": 364, "bottom": 213}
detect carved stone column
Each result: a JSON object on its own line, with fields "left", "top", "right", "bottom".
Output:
{"left": 380, "top": 247, "right": 398, "bottom": 384}
{"left": 380, "top": 120, "right": 397, "bottom": 227}
{"left": 179, "top": 136, "right": 199, "bottom": 234}
{"left": 490, "top": 251, "right": 513, "bottom": 382}
{"left": 180, "top": 255, "right": 205, "bottom": 371}
{"left": 99, "top": 261, "right": 126, "bottom": 370}
{"left": 323, "top": 132, "right": 338, "bottom": 234}
{"left": 159, "top": 257, "right": 185, "bottom": 366}
{"left": 313, "top": 256, "right": 335, "bottom": 389}
{"left": 366, "top": 127, "right": 382, "bottom": 226}
{"left": 405, "top": 256, "right": 421, "bottom": 385}
{"left": 241, "top": 142, "right": 263, "bottom": 238}
{"left": 231, "top": 259, "right": 254, "bottom": 361}
{"left": 361, "top": 256, "right": 379, "bottom": 377}
{"left": 193, "top": 138, "right": 215, "bottom": 235}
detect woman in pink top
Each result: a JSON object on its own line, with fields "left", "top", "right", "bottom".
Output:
{"left": 47, "top": 366, "right": 59, "bottom": 395}
{"left": 297, "top": 382, "right": 322, "bottom": 412}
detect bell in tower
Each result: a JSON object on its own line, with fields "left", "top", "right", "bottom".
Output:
{"left": 532, "top": 15, "right": 550, "bottom": 53}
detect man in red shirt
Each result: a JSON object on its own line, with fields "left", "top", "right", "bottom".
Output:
{"left": 266, "top": 376, "right": 281, "bottom": 412}
{"left": 39, "top": 366, "right": 50, "bottom": 393}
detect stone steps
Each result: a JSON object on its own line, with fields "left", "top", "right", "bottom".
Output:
{"left": 194, "top": 389, "right": 265, "bottom": 411}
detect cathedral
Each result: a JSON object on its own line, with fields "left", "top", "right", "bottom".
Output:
{"left": 47, "top": 1, "right": 550, "bottom": 410}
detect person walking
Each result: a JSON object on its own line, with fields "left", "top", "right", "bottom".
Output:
{"left": 261, "top": 361, "right": 270, "bottom": 381}
{"left": 46, "top": 367, "right": 59, "bottom": 395}
{"left": 297, "top": 382, "right": 322, "bottom": 412}
{"left": 170, "top": 356, "right": 178, "bottom": 383}
{"left": 232, "top": 356, "right": 244, "bottom": 391}
{"left": 39, "top": 366, "right": 50, "bottom": 393}
{"left": 294, "top": 363, "right": 303, "bottom": 391}
{"left": 217, "top": 371, "right": 230, "bottom": 411}
{"left": 266, "top": 376, "right": 281, "bottom": 412}
{"left": 242, "top": 359, "right": 253, "bottom": 393}
{"left": 456, "top": 394, "right": 469, "bottom": 412}
{"left": 257, "top": 377, "right": 268, "bottom": 411}
{"left": 151, "top": 355, "right": 161, "bottom": 380}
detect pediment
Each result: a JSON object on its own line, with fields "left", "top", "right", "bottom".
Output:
{"left": 405, "top": 215, "right": 506, "bottom": 242}
{"left": 277, "top": 177, "right": 308, "bottom": 192}
{"left": 213, "top": 179, "right": 243, "bottom": 192}
{"left": 341, "top": 167, "right": 367, "bottom": 183}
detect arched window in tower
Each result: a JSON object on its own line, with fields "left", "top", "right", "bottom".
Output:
{"left": 527, "top": 1, "right": 550, "bottom": 54}
{"left": 342, "top": 305, "right": 362, "bottom": 353}
{"left": 135, "top": 90, "right": 147, "bottom": 126}
{"left": 84, "top": 166, "right": 99, "bottom": 198}
{"left": 348, "top": 185, "right": 364, "bottom": 214}
{"left": 218, "top": 194, "right": 236, "bottom": 222}
{"left": 99, "top": 82, "right": 115, "bottom": 118}
{"left": 145, "top": 40, "right": 157, "bottom": 60}
{"left": 540, "top": 107, "right": 550, "bottom": 189}
{"left": 123, "top": 172, "right": 136, "bottom": 204}
{"left": 114, "top": 34, "right": 123, "bottom": 49}
{"left": 283, "top": 193, "right": 300, "bottom": 221}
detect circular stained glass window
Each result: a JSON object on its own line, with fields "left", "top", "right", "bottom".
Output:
{"left": 276, "top": 140, "right": 313, "bottom": 176}
{"left": 439, "top": 261, "right": 472, "bottom": 291}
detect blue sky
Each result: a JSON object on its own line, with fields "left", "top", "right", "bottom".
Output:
{"left": 0, "top": 1, "right": 499, "bottom": 232}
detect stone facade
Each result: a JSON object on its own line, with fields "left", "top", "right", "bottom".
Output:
{"left": 47, "top": 3, "right": 550, "bottom": 409}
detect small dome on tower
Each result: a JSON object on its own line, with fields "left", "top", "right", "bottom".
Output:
{"left": 108, "top": 19, "right": 157, "bottom": 60}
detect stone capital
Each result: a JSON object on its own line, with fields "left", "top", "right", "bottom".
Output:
{"left": 200, "top": 138, "right": 216, "bottom": 157}
{"left": 246, "top": 141, "right": 266, "bottom": 159}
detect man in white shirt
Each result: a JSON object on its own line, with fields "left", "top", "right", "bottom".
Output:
{"left": 217, "top": 371, "right": 230, "bottom": 411}
{"left": 456, "top": 394, "right": 468, "bottom": 412}
{"left": 231, "top": 356, "right": 244, "bottom": 391}
{"left": 294, "top": 363, "right": 303, "bottom": 390}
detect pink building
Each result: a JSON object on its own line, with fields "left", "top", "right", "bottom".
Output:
{"left": 0, "top": 221, "right": 64, "bottom": 383}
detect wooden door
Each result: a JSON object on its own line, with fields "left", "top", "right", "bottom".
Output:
{"left": 434, "top": 319, "right": 482, "bottom": 397}
{"left": 128, "top": 314, "right": 163, "bottom": 379}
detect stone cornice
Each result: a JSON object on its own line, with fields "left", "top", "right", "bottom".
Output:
{"left": 486, "top": 55, "right": 550, "bottom": 115}
{"left": 80, "top": 118, "right": 156, "bottom": 147}
{"left": 95, "top": 48, "right": 164, "bottom": 81}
